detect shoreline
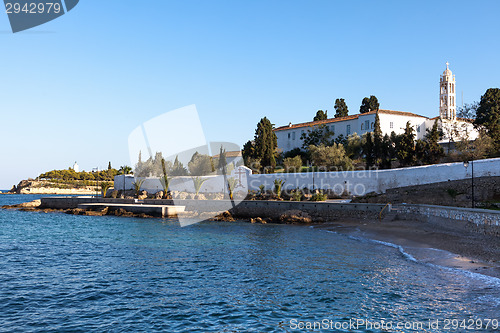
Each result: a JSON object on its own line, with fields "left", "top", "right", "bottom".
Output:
{"left": 315, "top": 218, "right": 500, "bottom": 279}
{"left": 3, "top": 198, "right": 500, "bottom": 280}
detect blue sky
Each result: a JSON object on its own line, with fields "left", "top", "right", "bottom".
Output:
{"left": 1, "top": 0, "right": 499, "bottom": 189}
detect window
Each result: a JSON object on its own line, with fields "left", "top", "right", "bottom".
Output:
{"left": 331, "top": 125, "right": 335, "bottom": 132}
{"left": 346, "top": 125, "right": 351, "bottom": 135}
{"left": 365, "top": 120, "right": 369, "bottom": 130}
{"left": 416, "top": 125, "right": 420, "bottom": 133}
{"left": 390, "top": 122, "right": 393, "bottom": 129}
{"left": 288, "top": 133, "right": 290, "bottom": 139}
{"left": 292, "top": 132, "right": 296, "bottom": 140}
{"left": 361, "top": 123, "right": 364, "bottom": 130}
{"left": 371, "top": 122, "right": 374, "bottom": 129}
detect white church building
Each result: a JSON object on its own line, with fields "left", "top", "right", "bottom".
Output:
{"left": 274, "top": 63, "right": 478, "bottom": 152}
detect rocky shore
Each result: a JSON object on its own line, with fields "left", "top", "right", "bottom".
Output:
{"left": 7, "top": 179, "right": 96, "bottom": 195}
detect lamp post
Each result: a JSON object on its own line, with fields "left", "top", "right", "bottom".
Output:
{"left": 463, "top": 161, "right": 474, "bottom": 208}
{"left": 92, "top": 167, "right": 99, "bottom": 198}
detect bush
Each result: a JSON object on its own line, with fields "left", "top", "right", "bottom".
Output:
{"left": 283, "top": 156, "right": 302, "bottom": 173}
{"left": 311, "top": 191, "right": 327, "bottom": 201}
{"left": 308, "top": 144, "right": 353, "bottom": 171}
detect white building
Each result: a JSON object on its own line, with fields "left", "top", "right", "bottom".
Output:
{"left": 72, "top": 161, "right": 79, "bottom": 173}
{"left": 274, "top": 63, "right": 478, "bottom": 152}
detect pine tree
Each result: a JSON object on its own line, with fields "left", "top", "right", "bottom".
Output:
{"left": 334, "top": 98, "right": 349, "bottom": 118}
{"left": 369, "top": 95, "right": 379, "bottom": 112}
{"left": 360, "top": 95, "right": 379, "bottom": 114}
{"left": 474, "top": 88, "right": 500, "bottom": 150}
{"left": 360, "top": 97, "right": 370, "bottom": 114}
{"left": 313, "top": 110, "right": 328, "bottom": 121}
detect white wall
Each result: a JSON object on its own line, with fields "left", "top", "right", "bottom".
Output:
{"left": 275, "top": 112, "right": 430, "bottom": 153}
{"left": 247, "top": 157, "right": 500, "bottom": 196}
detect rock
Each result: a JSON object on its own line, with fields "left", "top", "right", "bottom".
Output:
{"left": 251, "top": 217, "right": 264, "bottom": 224}
{"left": 111, "top": 190, "right": 119, "bottom": 199}
{"left": 1, "top": 200, "right": 41, "bottom": 209}
{"left": 213, "top": 210, "right": 235, "bottom": 222}
{"left": 125, "top": 196, "right": 134, "bottom": 200}
{"left": 19, "top": 200, "right": 41, "bottom": 208}
{"left": 279, "top": 210, "right": 312, "bottom": 224}
{"left": 112, "top": 208, "right": 134, "bottom": 217}
{"left": 155, "top": 191, "right": 164, "bottom": 200}
{"left": 137, "top": 191, "right": 148, "bottom": 200}
{"left": 65, "top": 208, "right": 84, "bottom": 215}
{"left": 195, "top": 193, "right": 207, "bottom": 200}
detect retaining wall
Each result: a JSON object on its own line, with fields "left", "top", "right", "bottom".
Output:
{"left": 395, "top": 204, "right": 500, "bottom": 235}
{"left": 248, "top": 157, "right": 500, "bottom": 195}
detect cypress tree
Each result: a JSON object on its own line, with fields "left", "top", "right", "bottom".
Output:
{"left": 334, "top": 98, "right": 349, "bottom": 118}
{"left": 254, "top": 117, "right": 277, "bottom": 173}
{"left": 397, "top": 122, "right": 416, "bottom": 166}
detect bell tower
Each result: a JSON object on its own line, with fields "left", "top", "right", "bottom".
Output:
{"left": 439, "top": 62, "right": 456, "bottom": 120}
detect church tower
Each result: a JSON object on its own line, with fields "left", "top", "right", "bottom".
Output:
{"left": 439, "top": 62, "right": 456, "bottom": 120}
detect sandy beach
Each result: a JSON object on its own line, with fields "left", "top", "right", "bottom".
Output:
{"left": 316, "top": 218, "right": 500, "bottom": 279}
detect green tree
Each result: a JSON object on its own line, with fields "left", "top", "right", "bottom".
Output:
{"left": 362, "top": 132, "right": 375, "bottom": 167}
{"left": 118, "top": 165, "right": 133, "bottom": 175}
{"left": 345, "top": 133, "right": 363, "bottom": 159}
{"left": 313, "top": 110, "right": 328, "bottom": 121}
{"left": 171, "top": 156, "right": 188, "bottom": 176}
{"left": 373, "top": 111, "right": 383, "bottom": 164}
{"left": 416, "top": 119, "right": 444, "bottom": 165}
{"left": 455, "top": 130, "right": 495, "bottom": 161}
{"left": 360, "top": 95, "right": 379, "bottom": 114}
{"left": 283, "top": 156, "right": 302, "bottom": 173}
{"left": 300, "top": 124, "right": 334, "bottom": 149}
{"left": 188, "top": 152, "right": 213, "bottom": 176}
{"left": 309, "top": 144, "right": 353, "bottom": 171}
{"left": 397, "top": 121, "right": 417, "bottom": 166}
{"left": 108, "top": 161, "right": 112, "bottom": 170}
{"left": 253, "top": 117, "right": 278, "bottom": 173}
{"left": 474, "top": 88, "right": 500, "bottom": 150}
{"left": 334, "top": 98, "right": 349, "bottom": 118}
{"left": 457, "top": 101, "right": 478, "bottom": 119}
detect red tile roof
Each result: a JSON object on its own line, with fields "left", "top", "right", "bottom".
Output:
{"left": 274, "top": 109, "right": 428, "bottom": 132}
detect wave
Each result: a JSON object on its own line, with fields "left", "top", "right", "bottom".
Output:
{"left": 315, "top": 227, "right": 500, "bottom": 289}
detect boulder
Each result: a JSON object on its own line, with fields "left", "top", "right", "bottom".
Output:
{"left": 137, "top": 191, "right": 148, "bottom": 200}
{"left": 279, "top": 210, "right": 312, "bottom": 224}
{"left": 19, "top": 200, "right": 41, "bottom": 208}
{"left": 154, "top": 191, "right": 164, "bottom": 200}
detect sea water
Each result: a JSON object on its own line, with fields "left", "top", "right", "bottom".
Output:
{"left": 0, "top": 194, "right": 499, "bottom": 332}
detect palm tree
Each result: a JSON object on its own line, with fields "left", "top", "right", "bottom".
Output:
{"left": 191, "top": 177, "right": 208, "bottom": 197}
{"left": 132, "top": 179, "right": 145, "bottom": 197}
{"left": 119, "top": 166, "right": 133, "bottom": 175}
{"left": 101, "top": 182, "right": 113, "bottom": 198}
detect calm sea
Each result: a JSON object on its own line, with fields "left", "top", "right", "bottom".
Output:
{"left": 0, "top": 194, "right": 499, "bottom": 332}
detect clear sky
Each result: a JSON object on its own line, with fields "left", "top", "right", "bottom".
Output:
{"left": 1, "top": 0, "right": 499, "bottom": 189}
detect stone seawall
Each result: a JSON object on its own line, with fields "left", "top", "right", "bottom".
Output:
{"left": 40, "top": 197, "right": 391, "bottom": 220}
{"left": 395, "top": 204, "right": 500, "bottom": 235}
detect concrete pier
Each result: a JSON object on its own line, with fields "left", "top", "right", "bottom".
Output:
{"left": 77, "top": 203, "right": 185, "bottom": 217}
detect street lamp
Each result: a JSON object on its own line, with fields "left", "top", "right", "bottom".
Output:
{"left": 92, "top": 167, "right": 99, "bottom": 198}
{"left": 463, "top": 160, "right": 474, "bottom": 208}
